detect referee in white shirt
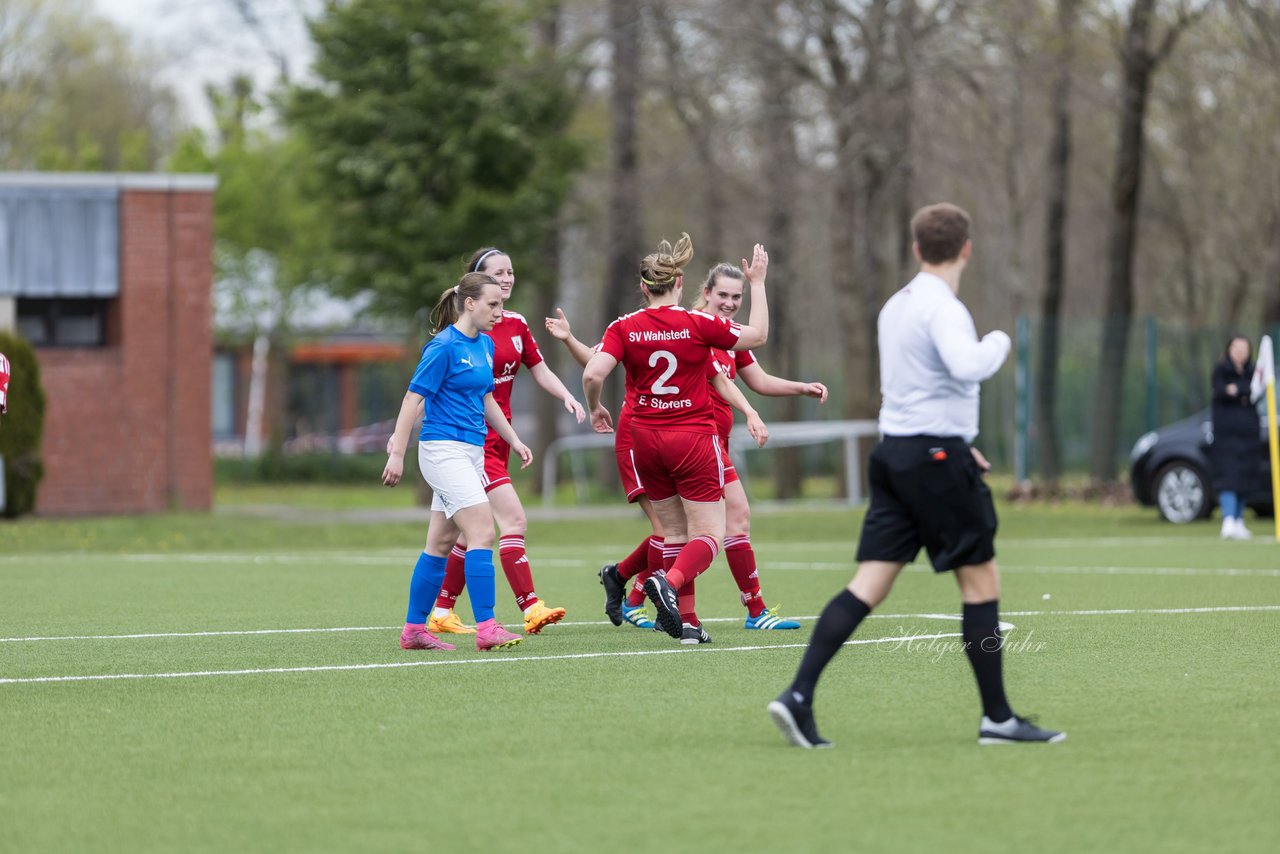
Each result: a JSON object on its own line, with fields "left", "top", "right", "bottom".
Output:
{"left": 768, "top": 203, "right": 1065, "bottom": 749}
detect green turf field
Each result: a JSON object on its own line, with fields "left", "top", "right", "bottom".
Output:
{"left": 1, "top": 500, "right": 1277, "bottom": 853}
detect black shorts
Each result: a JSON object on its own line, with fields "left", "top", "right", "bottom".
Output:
{"left": 854, "top": 435, "right": 997, "bottom": 573}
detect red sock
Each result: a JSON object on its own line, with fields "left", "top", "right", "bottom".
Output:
{"left": 725, "top": 534, "right": 766, "bottom": 617}
{"left": 649, "top": 536, "right": 666, "bottom": 572}
{"left": 627, "top": 571, "right": 652, "bottom": 607}
{"left": 617, "top": 536, "right": 650, "bottom": 581}
{"left": 662, "top": 542, "right": 682, "bottom": 573}
{"left": 627, "top": 537, "right": 663, "bottom": 606}
{"left": 677, "top": 578, "right": 697, "bottom": 626}
{"left": 499, "top": 535, "right": 537, "bottom": 611}
{"left": 666, "top": 536, "right": 719, "bottom": 591}
{"left": 434, "top": 546, "right": 467, "bottom": 611}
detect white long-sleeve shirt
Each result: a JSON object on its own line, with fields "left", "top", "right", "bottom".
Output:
{"left": 876, "top": 272, "right": 1010, "bottom": 442}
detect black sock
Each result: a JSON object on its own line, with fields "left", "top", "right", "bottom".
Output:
{"left": 962, "top": 600, "right": 1013, "bottom": 722}
{"left": 788, "top": 589, "right": 871, "bottom": 704}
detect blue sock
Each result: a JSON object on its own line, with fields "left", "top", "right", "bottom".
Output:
{"left": 406, "top": 552, "right": 447, "bottom": 625}
{"left": 1220, "top": 491, "right": 1239, "bottom": 521}
{"left": 464, "top": 548, "right": 496, "bottom": 624}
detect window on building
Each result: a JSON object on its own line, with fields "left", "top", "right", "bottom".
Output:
{"left": 212, "top": 352, "right": 238, "bottom": 439}
{"left": 16, "top": 298, "right": 114, "bottom": 347}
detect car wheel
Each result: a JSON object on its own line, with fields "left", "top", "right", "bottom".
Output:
{"left": 1153, "top": 461, "right": 1210, "bottom": 523}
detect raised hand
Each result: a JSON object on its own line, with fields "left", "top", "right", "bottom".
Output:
{"left": 545, "top": 308, "right": 572, "bottom": 341}
{"left": 741, "top": 243, "right": 769, "bottom": 286}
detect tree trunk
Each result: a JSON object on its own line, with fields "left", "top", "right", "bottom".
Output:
{"left": 1267, "top": 193, "right": 1280, "bottom": 328}
{"left": 529, "top": 216, "right": 562, "bottom": 498}
{"left": 758, "top": 0, "right": 803, "bottom": 499}
{"left": 648, "top": 0, "right": 724, "bottom": 262}
{"left": 855, "top": 158, "right": 888, "bottom": 404}
{"left": 833, "top": 118, "right": 873, "bottom": 421}
{"left": 1036, "top": 0, "right": 1079, "bottom": 488}
{"left": 603, "top": 0, "right": 642, "bottom": 405}
{"left": 1089, "top": 0, "right": 1157, "bottom": 484}
{"left": 529, "top": 3, "right": 564, "bottom": 498}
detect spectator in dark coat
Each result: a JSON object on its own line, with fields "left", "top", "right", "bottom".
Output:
{"left": 1210, "top": 335, "right": 1260, "bottom": 539}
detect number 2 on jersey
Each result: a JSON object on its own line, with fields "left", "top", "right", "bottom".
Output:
{"left": 649, "top": 350, "right": 680, "bottom": 395}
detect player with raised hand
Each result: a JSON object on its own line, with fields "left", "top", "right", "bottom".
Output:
{"left": 692, "top": 263, "right": 829, "bottom": 630}
{"left": 545, "top": 308, "right": 767, "bottom": 637}
{"left": 425, "top": 247, "right": 585, "bottom": 639}
{"left": 582, "top": 233, "right": 770, "bottom": 642}
{"left": 383, "top": 272, "right": 532, "bottom": 653}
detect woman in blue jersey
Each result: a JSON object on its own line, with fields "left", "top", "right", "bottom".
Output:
{"left": 382, "top": 272, "right": 533, "bottom": 652}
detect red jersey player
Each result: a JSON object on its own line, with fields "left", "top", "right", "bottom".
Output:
{"left": 544, "top": 307, "right": 765, "bottom": 636}
{"left": 425, "top": 247, "right": 586, "bottom": 637}
{"left": 0, "top": 351, "right": 10, "bottom": 415}
{"left": 695, "top": 262, "right": 829, "bottom": 631}
{"left": 583, "top": 233, "right": 771, "bottom": 641}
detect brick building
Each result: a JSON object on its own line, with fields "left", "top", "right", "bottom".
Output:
{"left": 0, "top": 173, "right": 216, "bottom": 515}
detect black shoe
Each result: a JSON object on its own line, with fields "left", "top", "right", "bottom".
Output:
{"left": 643, "top": 570, "right": 683, "bottom": 639}
{"left": 978, "top": 714, "right": 1066, "bottom": 745}
{"left": 599, "top": 563, "right": 625, "bottom": 626}
{"left": 680, "top": 622, "right": 712, "bottom": 645}
{"left": 767, "top": 691, "right": 833, "bottom": 749}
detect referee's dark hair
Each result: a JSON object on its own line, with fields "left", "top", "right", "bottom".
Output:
{"left": 911, "top": 203, "right": 971, "bottom": 264}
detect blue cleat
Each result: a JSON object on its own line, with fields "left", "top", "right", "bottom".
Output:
{"left": 744, "top": 607, "right": 801, "bottom": 630}
{"left": 621, "top": 602, "right": 655, "bottom": 629}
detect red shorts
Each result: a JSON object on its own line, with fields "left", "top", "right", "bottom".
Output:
{"left": 719, "top": 432, "right": 739, "bottom": 485}
{"left": 482, "top": 430, "right": 512, "bottom": 492}
{"left": 614, "top": 411, "right": 645, "bottom": 502}
{"left": 630, "top": 426, "right": 725, "bottom": 503}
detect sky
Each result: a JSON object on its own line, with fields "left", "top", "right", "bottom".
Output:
{"left": 93, "top": 0, "right": 318, "bottom": 128}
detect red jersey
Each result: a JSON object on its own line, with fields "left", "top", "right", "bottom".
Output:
{"left": 707, "top": 348, "right": 758, "bottom": 440}
{"left": 599, "top": 305, "right": 742, "bottom": 432}
{"left": 485, "top": 310, "right": 543, "bottom": 419}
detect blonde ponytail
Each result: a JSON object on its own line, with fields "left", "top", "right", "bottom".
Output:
{"left": 639, "top": 232, "right": 694, "bottom": 295}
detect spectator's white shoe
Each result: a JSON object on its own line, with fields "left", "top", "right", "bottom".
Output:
{"left": 1221, "top": 518, "right": 1236, "bottom": 539}
{"left": 1232, "top": 519, "right": 1253, "bottom": 540}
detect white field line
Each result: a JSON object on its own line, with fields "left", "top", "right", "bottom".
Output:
{"left": 1, "top": 550, "right": 1275, "bottom": 578}
{"left": 2, "top": 533, "right": 1270, "bottom": 565}
{"left": 3, "top": 605, "right": 1277, "bottom": 645}
{"left": 0, "top": 631, "right": 965, "bottom": 686}
{"left": 0, "top": 613, "right": 974, "bottom": 644}
{"left": 765, "top": 563, "right": 1280, "bottom": 577}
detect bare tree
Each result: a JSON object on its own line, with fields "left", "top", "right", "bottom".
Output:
{"left": 1089, "top": 0, "right": 1208, "bottom": 484}
{"left": 646, "top": 0, "right": 732, "bottom": 261}
{"left": 602, "top": 0, "right": 644, "bottom": 414}
{"left": 752, "top": 0, "right": 806, "bottom": 496}
{"left": 1037, "top": 0, "right": 1081, "bottom": 488}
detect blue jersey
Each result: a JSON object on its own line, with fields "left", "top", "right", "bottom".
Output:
{"left": 409, "top": 326, "right": 496, "bottom": 446}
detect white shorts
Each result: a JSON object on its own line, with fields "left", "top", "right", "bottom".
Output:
{"left": 418, "top": 440, "right": 488, "bottom": 518}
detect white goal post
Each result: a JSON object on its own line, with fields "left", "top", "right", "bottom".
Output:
{"left": 540, "top": 419, "right": 881, "bottom": 508}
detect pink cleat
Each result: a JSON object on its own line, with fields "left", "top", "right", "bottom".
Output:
{"left": 400, "top": 626, "right": 456, "bottom": 651}
{"left": 475, "top": 620, "right": 523, "bottom": 651}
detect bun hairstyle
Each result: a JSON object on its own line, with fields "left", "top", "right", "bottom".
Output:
{"left": 692, "top": 262, "right": 745, "bottom": 311}
{"left": 639, "top": 233, "right": 694, "bottom": 296}
{"left": 430, "top": 272, "right": 499, "bottom": 333}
